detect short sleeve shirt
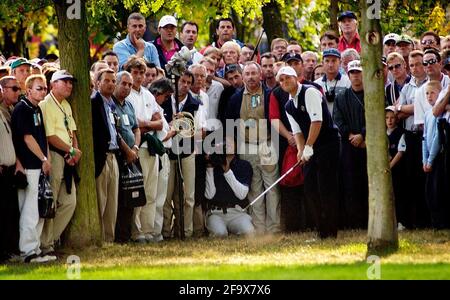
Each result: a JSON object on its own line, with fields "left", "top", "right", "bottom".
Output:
{"left": 114, "top": 98, "right": 138, "bottom": 148}
{"left": 39, "top": 92, "right": 77, "bottom": 145}
{"left": 11, "top": 98, "right": 48, "bottom": 169}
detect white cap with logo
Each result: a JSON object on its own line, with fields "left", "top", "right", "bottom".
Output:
{"left": 347, "top": 60, "right": 362, "bottom": 73}
{"left": 158, "top": 15, "right": 177, "bottom": 28}
{"left": 276, "top": 66, "right": 297, "bottom": 82}
{"left": 383, "top": 33, "right": 400, "bottom": 45}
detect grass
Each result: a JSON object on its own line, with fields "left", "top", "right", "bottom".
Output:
{"left": 1, "top": 230, "right": 449, "bottom": 280}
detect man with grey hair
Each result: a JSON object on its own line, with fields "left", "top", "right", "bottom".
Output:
{"left": 113, "top": 12, "right": 160, "bottom": 70}
{"left": 225, "top": 61, "right": 281, "bottom": 234}
{"left": 301, "top": 51, "right": 318, "bottom": 81}
{"left": 113, "top": 71, "right": 141, "bottom": 243}
{"left": 340, "top": 48, "right": 360, "bottom": 74}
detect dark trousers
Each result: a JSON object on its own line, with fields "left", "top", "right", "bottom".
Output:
{"left": 114, "top": 157, "right": 135, "bottom": 243}
{"left": 404, "top": 131, "right": 430, "bottom": 228}
{"left": 0, "top": 166, "right": 20, "bottom": 260}
{"left": 303, "top": 141, "right": 340, "bottom": 239}
{"left": 280, "top": 185, "right": 306, "bottom": 232}
{"left": 339, "top": 141, "right": 368, "bottom": 229}
{"left": 425, "top": 153, "right": 449, "bottom": 229}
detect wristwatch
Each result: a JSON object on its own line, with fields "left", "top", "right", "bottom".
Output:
{"left": 41, "top": 156, "right": 48, "bottom": 162}
{"left": 397, "top": 104, "right": 402, "bottom": 112}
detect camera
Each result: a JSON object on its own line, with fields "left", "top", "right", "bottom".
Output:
{"left": 325, "top": 90, "right": 335, "bottom": 103}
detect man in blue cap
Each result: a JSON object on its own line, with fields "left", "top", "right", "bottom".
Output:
{"left": 337, "top": 11, "right": 361, "bottom": 53}
{"left": 314, "top": 48, "right": 351, "bottom": 114}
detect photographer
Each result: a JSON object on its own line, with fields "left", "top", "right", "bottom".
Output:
{"left": 204, "top": 138, "right": 255, "bottom": 237}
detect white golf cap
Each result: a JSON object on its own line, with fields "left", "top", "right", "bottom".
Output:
{"left": 51, "top": 69, "right": 76, "bottom": 83}
{"left": 158, "top": 15, "right": 177, "bottom": 28}
{"left": 383, "top": 33, "right": 400, "bottom": 45}
{"left": 276, "top": 66, "right": 297, "bottom": 82}
{"left": 347, "top": 60, "right": 362, "bottom": 72}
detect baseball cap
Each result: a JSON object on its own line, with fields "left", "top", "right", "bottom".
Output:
{"left": 51, "top": 69, "right": 77, "bottom": 83}
{"left": 382, "top": 56, "right": 387, "bottom": 66}
{"left": 322, "top": 48, "right": 341, "bottom": 59}
{"left": 338, "top": 11, "right": 357, "bottom": 21}
{"left": 383, "top": 33, "right": 400, "bottom": 45}
{"left": 224, "top": 64, "right": 242, "bottom": 75}
{"left": 385, "top": 106, "right": 396, "bottom": 113}
{"left": 276, "top": 66, "right": 297, "bottom": 81}
{"left": 396, "top": 35, "right": 413, "bottom": 45}
{"left": 347, "top": 60, "right": 362, "bottom": 72}
{"left": 281, "top": 52, "right": 303, "bottom": 63}
{"left": 10, "top": 58, "right": 31, "bottom": 69}
{"left": 158, "top": 15, "right": 177, "bottom": 28}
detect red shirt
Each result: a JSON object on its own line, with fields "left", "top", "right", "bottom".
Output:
{"left": 338, "top": 32, "right": 361, "bottom": 53}
{"left": 156, "top": 37, "right": 179, "bottom": 62}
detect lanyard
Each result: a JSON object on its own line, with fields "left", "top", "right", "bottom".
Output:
{"left": 50, "top": 93, "right": 73, "bottom": 144}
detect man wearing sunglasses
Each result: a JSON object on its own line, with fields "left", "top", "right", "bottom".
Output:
{"left": 11, "top": 75, "right": 55, "bottom": 263}
{"left": 38, "top": 70, "right": 80, "bottom": 257}
{"left": 419, "top": 31, "right": 440, "bottom": 51}
{"left": 414, "top": 48, "right": 450, "bottom": 128}
{"left": 0, "top": 76, "right": 22, "bottom": 262}
{"left": 385, "top": 52, "right": 410, "bottom": 107}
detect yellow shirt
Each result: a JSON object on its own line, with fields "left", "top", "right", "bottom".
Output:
{"left": 39, "top": 92, "right": 77, "bottom": 145}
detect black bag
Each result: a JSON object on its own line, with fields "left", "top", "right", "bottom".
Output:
{"left": 38, "top": 172, "right": 55, "bottom": 219}
{"left": 119, "top": 161, "right": 146, "bottom": 208}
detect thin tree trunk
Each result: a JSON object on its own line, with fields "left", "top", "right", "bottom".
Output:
{"left": 360, "top": 0, "right": 398, "bottom": 255}
{"left": 53, "top": 0, "right": 101, "bottom": 248}
{"left": 262, "top": 0, "right": 284, "bottom": 44}
{"left": 330, "top": 0, "right": 340, "bottom": 32}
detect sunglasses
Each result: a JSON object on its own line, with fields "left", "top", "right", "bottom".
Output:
{"left": 388, "top": 63, "right": 402, "bottom": 71}
{"left": 35, "top": 86, "right": 48, "bottom": 92}
{"left": 4, "top": 86, "right": 21, "bottom": 92}
{"left": 422, "top": 59, "right": 438, "bottom": 66}
{"left": 421, "top": 40, "right": 436, "bottom": 45}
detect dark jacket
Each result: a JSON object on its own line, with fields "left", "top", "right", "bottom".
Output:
{"left": 333, "top": 88, "right": 366, "bottom": 139}
{"left": 91, "top": 91, "right": 115, "bottom": 178}
{"left": 152, "top": 37, "right": 185, "bottom": 70}
{"left": 161, "top": 93, "right": 201, "bottom": 160}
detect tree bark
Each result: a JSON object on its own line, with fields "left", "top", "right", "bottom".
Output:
{"left": 330, "top": 0, "right": 340, "bottom": 33}
{"left": 262, "top": 0, "right": 284, "bottom": 45}
{"left": 360, "top": 0, "right": 398, "bottom": 256}
{"left": 53, "top": 0, "right": 101, "bottom": 248}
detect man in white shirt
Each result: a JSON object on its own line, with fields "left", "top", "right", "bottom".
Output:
{"left": 124, "top": 57, "right": 163, "bottom": 243}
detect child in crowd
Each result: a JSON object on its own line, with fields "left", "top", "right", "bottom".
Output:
{"left": 385, "top": 106, "right": 407, "bottom": 230}
{"left": 422, "top": 81, "right": 448, "bottom": 229}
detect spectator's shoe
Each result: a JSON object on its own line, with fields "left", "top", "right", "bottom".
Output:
{"left": 24, "top": 254, "right": 50, "bottom": 263}
{"left": 145, "top": 234, "right": 155, "bottom": 243}
{"left": 152, "top": 234, "right": 164, "bottom": 243}
{"left": 42, "top": 253, "right": 58, "bottom": 261}
{"left": 132, "top": 237, "right": 147, "bottom": 244}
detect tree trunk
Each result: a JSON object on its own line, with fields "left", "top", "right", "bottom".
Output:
{"left": 53, "top": 0, "right": 101, "bottom": 248}
{"left": 262, "top": 0, "right": 284, "bottom": 44}
{"left": 360, "top": 0, "right": 398, "bottom": 256}
{"left": 330, "top": 0, "right": 340, "bottom": 33}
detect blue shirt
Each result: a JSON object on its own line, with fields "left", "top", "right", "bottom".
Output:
{"left": 101, "top": 95, "right": 119, "bottom": 150}
{"left": 422, "top": 109, "right": 441, "bottom": 166}
{"left": 113, "top": 34, "right": 161, "bottom": 70}
{"left": 114, "top": 97, "right": 138, "bottom": 148}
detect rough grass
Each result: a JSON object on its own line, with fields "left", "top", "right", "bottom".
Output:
{"left": 1, "top": 230, "right": 449, "bottom": 280}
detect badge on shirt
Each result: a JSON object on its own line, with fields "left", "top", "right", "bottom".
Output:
{"left": 122, "top": 114, "right": 130, "bottom": 126}
{"left": 33, "top": 113, "right": 42, "bottom": 126}
{"left": 251, "top": 95, "right": 261, "bottom": 108}
{"left": 109, "top": 112, "right": 115, "bottom": 125}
